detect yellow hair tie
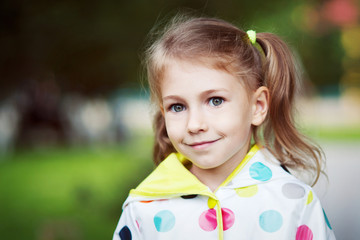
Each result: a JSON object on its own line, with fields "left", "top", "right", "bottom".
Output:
{"left": 246, "top": 30, "right": 256, "bottom": 44}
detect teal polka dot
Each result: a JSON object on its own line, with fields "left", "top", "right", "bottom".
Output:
{"left": 323, "top": 209, "right": 332, "bottom": 230}
{"left": 154, "top": 210, "right": 176, "bottom": 232}
{"left": 250, "top": 162, "right": 272, "bottom": 181}
{"left": 259, "top": 210, "right": 283, "bottom": 232}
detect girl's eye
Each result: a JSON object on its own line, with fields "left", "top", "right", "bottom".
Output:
{"left": 209, "top": 97, "right": 224, "bottom": 107}
{"left": 170, "top": 104, "right": 185, "bottom": 112}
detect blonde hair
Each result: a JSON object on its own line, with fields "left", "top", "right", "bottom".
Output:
{"left": 144, "top": 15, "right": 323, "bottom": 185}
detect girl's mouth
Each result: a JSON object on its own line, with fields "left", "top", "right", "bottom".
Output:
{"left": 187, "top": 139, "right": 219, "bottom": 149}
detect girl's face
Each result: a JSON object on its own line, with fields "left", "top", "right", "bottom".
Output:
{"left": 161, "top": 60, "right": 268, "bottom": 178}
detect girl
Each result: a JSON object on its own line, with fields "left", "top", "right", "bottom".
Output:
{"left": 113, "top": 15, "right": 335, "bottom": 240}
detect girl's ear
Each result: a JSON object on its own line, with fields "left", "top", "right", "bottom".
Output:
{"left": 251, "top": 86, "right": 269, "bottom": 126}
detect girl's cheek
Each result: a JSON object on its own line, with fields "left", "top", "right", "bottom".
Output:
{"left": 164, "top": 121, "right": 178, "bottom": 136}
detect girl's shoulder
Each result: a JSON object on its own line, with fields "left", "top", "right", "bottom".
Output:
{"left": 230, "top": 146, "right": 312, "bottom": 186}
{"left": 228, "top": 146, "right": 319, "bottom": 209}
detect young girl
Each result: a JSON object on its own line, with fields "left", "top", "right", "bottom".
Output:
{"left": 113, "top": 15, "right": 335, "bottom": 240}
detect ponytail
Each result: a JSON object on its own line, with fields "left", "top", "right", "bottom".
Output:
{"left": 255, "top": 33, "right": 323, "bottom": 185}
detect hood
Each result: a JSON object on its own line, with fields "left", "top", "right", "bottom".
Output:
{"left": 124, "top": 144, "right": 286, "bottom": 208}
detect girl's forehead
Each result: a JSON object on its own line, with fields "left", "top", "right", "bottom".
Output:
{"left": 162, "top": 57, "right": 236, "bottom": 78}
{"left": 161, "top": 61, "right": 248, "bottom": 94}
{"left": 157, "top": 59, "right": 251, "bottom": 101}
{"left": 161, "top": 61, "right": 225, "bottom": 88}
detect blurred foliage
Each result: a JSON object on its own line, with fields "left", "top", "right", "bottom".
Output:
{"left": 0, "top": 137, "right": 153, "bottom": 239}
{"left": 304, "top": 126, "right": 360, "bottom": 141}
{"left": 0, "top": 0, "right": 350, "bottom": 98}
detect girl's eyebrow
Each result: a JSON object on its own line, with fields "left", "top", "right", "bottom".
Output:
{"left": 201, "top": 88, "right": 229, "bottom": 96}
{"left": 162, "top": 95, "right": 183, "bottom": 102}
{"left": 162, "top": 88, "right": 229, "bottom": 101}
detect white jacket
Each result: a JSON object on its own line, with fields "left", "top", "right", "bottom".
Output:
{"left": 113, "top": 145, "right": 335, "bottom": 240}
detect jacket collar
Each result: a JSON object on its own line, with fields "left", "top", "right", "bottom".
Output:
{"left": 129, "top": 145, "right": 261, "bottom": 200}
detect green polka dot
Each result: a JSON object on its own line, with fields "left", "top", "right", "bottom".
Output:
{"left": 306, "top": 191, "right": 313, "bottom": 205}
{"left": 236, "top": 185, "right": 258, "bottom": 197}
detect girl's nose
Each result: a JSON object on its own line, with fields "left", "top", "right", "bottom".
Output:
{"left": 187, "top": 109, "right": 208, "bottom": 134}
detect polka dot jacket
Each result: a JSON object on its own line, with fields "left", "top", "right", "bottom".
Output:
{"left": 113, "top": 145, "right": 335, "bottom": 240}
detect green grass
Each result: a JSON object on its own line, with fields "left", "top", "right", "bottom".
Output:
{"left": 0, "top": 137, "right": 154, "bottom": 240}
{"left": 0, "top": 126, "right": 358, "bottom": 240}
{"left": 303, "top": 126, "right": 360, "bottom": 141}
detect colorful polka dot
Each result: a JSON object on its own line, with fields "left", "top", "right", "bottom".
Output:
{"left": 296, "top": 225, "right": 313, "bottom": 240}
{"left": 199, "top": 208, "right": 235, "bottom": 232}
{"left": 236, "top": 185, "right": 258, "bottom": 197}
{"left": 259, "top": 210, "right": 283, "bottom": 232}
{"left": 249, "top": 162, "right": 272, "bottom": 181}
{"left": 199, "top": 208, "right": 217, "bottom": 231}
{"left": 306, "top": 191, "right": 313, "bottom": 205}
{"left": 222, "top": 208, "right": 235, "bottom": 231}
{"left": 119, "top": 226, "right": 132, "bottom": 240}
{"left": 154, "top": 210, "right": 176, "bottom": 232}
{"left": 282, "top": 183, "right": 305, "bottom": 199}
{"left": 181, "top": 194, "right": 198, "bottom": 199}
{"left": 323, "top": 209, "right": 332, "bottom": 230}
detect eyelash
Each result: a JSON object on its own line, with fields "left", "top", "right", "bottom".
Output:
{"left": 167, "top": 97, "right": 225, "bottom": 113}
{"left": 169, "top": 104, "right": 185, "bottom": 113}
{"left": 209, "top": 97, "right": 224, "bottom": 107}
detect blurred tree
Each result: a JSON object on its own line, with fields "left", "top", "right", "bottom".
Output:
{"left": 0, "top": 0, "right": 347, "bottom": 98}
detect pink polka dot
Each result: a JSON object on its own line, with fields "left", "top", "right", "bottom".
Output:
{"left": 296, "top": 225, "right": 313, "bottom": 240}
{"left": 199, "top": 209, "right": 217, "bottom": 231}
{"left": 199, "top": 208, "right": 235, "bottom": 231}
{"left": 222, "top": 208, "right": 235, "bottom": 231}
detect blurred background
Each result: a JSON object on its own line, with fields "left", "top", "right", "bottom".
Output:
{"left": 0, "top": 0, "right": 359, "bottom": 239}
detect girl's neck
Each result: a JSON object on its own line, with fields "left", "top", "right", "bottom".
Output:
{"left": 190, "top": 166, "right": 229, "bottom": 192}
{"left": 189, "top": 151, "right": 248, "bottom": 192}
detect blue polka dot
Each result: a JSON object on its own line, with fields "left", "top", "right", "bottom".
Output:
{"left": 323, "top": 209, "right": 332, "bottom": 230}
{"left": 259, "top": 210, "right": 283, "bottom": 232}
{"left": 119, "top": 226, "right": 132, "bottom": 240}
{"left": 154, "top": 210, "right": 176, "bottom": 232}
{"left": 249, "top": 162, "right": 272, "bottom": 181}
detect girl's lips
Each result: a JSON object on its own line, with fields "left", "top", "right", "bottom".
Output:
{"left": 187, "top": 139, "right": 219, "bottom": 149}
